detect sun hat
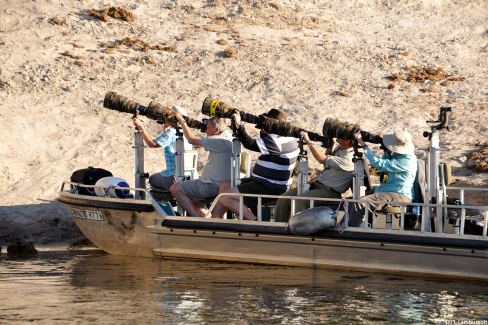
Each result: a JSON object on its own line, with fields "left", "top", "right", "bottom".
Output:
{"left": 382, "top": 130, "right": 415, "bottom": 155}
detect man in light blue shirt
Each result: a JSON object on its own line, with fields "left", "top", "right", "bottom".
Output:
{"left": 348, "top": 130, "right": 417, "bottom": 227}
{"left": 133, "top": 117, "right": 191, "bottom": 191}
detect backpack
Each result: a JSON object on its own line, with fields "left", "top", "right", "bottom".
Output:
{"left": 70, "top": 166, "right": 113, "bottom": 196}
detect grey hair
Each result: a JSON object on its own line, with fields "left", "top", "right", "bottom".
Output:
{"left": 208, "top": 117, "right": 227, "bottom": 131}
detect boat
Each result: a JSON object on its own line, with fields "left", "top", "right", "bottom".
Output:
{"left": 58, "top": 97, "right": 488, "bottom": 281}
{"left": 58, "top": 181, "right": 488, "bottom": 281}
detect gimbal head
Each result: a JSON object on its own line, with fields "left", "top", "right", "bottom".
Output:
{"left": 423, "top": 106, "right": 452, "bottom": 139}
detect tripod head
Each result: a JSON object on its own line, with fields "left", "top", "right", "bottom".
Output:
{"left": 423, "top": 106, "right": 452, "bottom": 139}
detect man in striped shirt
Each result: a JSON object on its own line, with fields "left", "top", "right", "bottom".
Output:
{"left": 212, "top": 108, "right": 299, "bottom": 220}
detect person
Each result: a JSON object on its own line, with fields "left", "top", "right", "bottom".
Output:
{"left": 347, "top": 130, "right": 417, "bottom": 227}
{"left": 211, "top": 108, "right": 299, "bottom": 220}
{"left": 132, "top": 116, "right": 192, "bottom": 191}
{"left": 274, "top": 131, "right": 355, "bottom": 222}
{"left": 170, "top": 113, "right": 233, "bottom": 218}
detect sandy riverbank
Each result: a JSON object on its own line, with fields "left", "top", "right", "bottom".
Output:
{"left": 0, "top": 0, "right": 487, "bottom": 244}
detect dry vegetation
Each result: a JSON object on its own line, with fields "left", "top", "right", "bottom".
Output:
{"left": 467, "top": 146, "right": 488, "bottom": 172}
{"left": 89, "top": 6, "right": 137, "bottom": 22}
{"left": 388, "top": 66, "right": 464, "bottom": 84}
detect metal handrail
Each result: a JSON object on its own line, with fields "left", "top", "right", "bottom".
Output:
{"left": 61, "top": 180, "right": 488, "bottom": 237}
{"left": 59, "top": 181, "right": 169, "bottom": 218}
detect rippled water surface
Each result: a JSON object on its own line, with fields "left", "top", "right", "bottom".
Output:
{"left": 0, "top": 249, "right": 487, "bottom": 324}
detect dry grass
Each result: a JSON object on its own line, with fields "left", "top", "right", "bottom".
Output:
{"left": 388, "top": 66, "right": 464, "bottom": 83}
{"left": 467, "top": 146, "right": 488, "bottom": 172}
{"left": 223, "top": 48, "right": 236, "bottom": 58}
{"left": 49, "top": 17, "right": 66, "bottom": 25}
{"left": 89, "top": 6, "right": 137, "bottom": 22}
{"left": 62, "top": 51, "right": 81, "bottom": 59}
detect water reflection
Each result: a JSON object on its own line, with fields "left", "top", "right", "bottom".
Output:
{"left": 0, "top": 250, "right": 487, "bottom": 324}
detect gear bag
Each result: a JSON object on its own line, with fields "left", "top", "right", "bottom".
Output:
{"left": 70, "top": 166, "right": 113, "bottom": 196}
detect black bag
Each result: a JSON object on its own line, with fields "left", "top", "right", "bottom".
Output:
{"left": 70, "top": 166, "right": 113, "bottom": 196}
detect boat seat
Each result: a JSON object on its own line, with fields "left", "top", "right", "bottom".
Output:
{"left": 377, "top": 205, "right": 420, "bottom": 230}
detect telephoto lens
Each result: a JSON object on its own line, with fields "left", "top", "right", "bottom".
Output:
{"left": 201, "top": 97, "right": 234, "bottom": 118}
{"left": 104, "top": 91, "right": 167, "bottom": 121}
{"left": 184, "top": 116, "right": 207, "bottom": 132}
{"left": 104, "top": 91, "right": 145, "bottom": 114}
{"left": 103, "top": 91, "right": 208, "bottom": 132}
{"left": 201, "top": 97, "right": 260, "bottom": 124}
{"left": 259, "top": 117, "right": 331, "bottom": 146}
{"left": 322, "top": 118, "right": 382, "bottom": 144}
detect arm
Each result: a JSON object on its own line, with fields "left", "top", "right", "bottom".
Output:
{"left": 364, "top": 149, "right": 412, "bottom": 172}
{"left": 133, "top": 118, "right": 159, "bottom": 148}
{"left": 236, "top": 125, "right": 260, "bottom": 151}
{"left": 175, "top": 113, "right": 202, "bottom": 147}
{"left": 302, "top": 131, "right": 326, "bottom": 164}
{"left": 232, "top": 112, "right": 260, "bottom": 152}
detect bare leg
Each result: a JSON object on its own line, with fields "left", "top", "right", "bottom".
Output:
{"left": 170, "top": 183, "right": 205, "bottom": 218}
{"left": 210, "top": 181, "right": 232, "bottom": 218}
{"left": 219, "top": 187, "right": 256, "bottom": 221}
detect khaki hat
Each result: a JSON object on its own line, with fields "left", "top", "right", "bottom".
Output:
{"left": 382, "top": 130, "right": 415, "bottom": 155}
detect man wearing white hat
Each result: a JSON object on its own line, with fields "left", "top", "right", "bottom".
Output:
{"left": 347, "top": 130, "right": 418, "bottom": 226}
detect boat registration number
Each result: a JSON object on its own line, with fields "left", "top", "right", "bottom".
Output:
{"left": 71, "top": 208, "right": 104, "bottom": 221}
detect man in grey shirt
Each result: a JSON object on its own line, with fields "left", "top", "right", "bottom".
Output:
{"left": 170, "top": 113, "right": 233, "bottom": 218}
{"left": 275, "top": 131, "right": 354, "bottom": 222}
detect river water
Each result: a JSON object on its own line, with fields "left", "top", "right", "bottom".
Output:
{"left": 0, "top": 249, "right": 487, "bottom": 324}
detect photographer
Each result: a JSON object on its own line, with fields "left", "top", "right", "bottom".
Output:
{"left": 211, "top": 109, "right": 299, "bottom": 220}
{"left": 132, "top": 117, "right": 192, "bottom": 191}
{"left": 347, "top": 130, "right": 417, "bottom": 226}
{"left": 275, "top": 131, "right": 355, "bottom": 222}
{"left": 170, "top": 113, "right": 233, "bottom": 218}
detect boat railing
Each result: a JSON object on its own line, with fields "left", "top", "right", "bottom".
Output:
{"left": 205, "top": 192, "right": 487, "bottom": 237}
{"left": 446, "top": 186, "right": 488, "bottom": 235}
{"left": 59, "top": 180, "right": 169, "bottom": 218}
{"left": 60, "top": 180, "right": 488, "bottom": 237}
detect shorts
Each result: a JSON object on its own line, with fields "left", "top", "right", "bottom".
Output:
{"left": 237, "top": 178, "right": 285, "bottom": 212}
{"left": 180, "top": 179, "right": 220, "bottom": 201}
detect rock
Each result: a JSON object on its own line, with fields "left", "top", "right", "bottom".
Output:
{"left": 7, "top": 240, "right": 38, "bottom": 255}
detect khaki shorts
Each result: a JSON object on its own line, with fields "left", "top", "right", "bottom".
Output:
{"left": 180, "top": 179, "right": 220, "bottom": 201}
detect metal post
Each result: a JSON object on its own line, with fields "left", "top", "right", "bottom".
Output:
{"left": 257, "top": 197, "right": 262, "bottom": 222}
{"left": 174, "top": 127, "right": 185, "bottom": 183}
{"left": 400, "top": 206, "right": 405, "bottom": 231}
{"left": 134, "top": 130, "right": 146, "bottom": 200}
{"left": 231, "top": 137, "right": 242, "bottom": 188}
{"left": 483, "top": 210, "right": 488, "bottom": 237}
{"left": 460, "top": 190, "right": 465, "bottom": 235}
{"left": 352, "top": 147, "right": 365, "bottom": 200}
{"left": 297, "top": 139, "right": 310, "bottom": 195}
{"left": 174, "top": 127, "right": 185, "bottom": 215}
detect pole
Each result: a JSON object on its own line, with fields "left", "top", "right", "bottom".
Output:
{"left": 297, "top": 139, "right": 310, "bottom": 195}
{"left": 352, "top": 145, "right": 366, "bottom": 200}
{"left": 134, "top": 129, "right": 146, "bottom": 200}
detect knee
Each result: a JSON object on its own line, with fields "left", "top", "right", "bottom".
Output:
{"left": 170, "top": 183, "right": 180, "bottom": 195}
{"left": 218, "top": 180, "right": 231, "bottom": 193}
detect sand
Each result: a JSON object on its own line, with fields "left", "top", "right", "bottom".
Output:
{"left": 0, "top": 0, "right": 487, "bottom": 244}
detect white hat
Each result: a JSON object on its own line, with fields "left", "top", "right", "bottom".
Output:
{"left": 382, "top": 130, "right": 415, "bottom": 155}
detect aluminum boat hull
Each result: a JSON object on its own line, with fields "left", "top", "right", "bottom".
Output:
{"left": 59, "top": 193, "right": 488, "bottom": 280}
